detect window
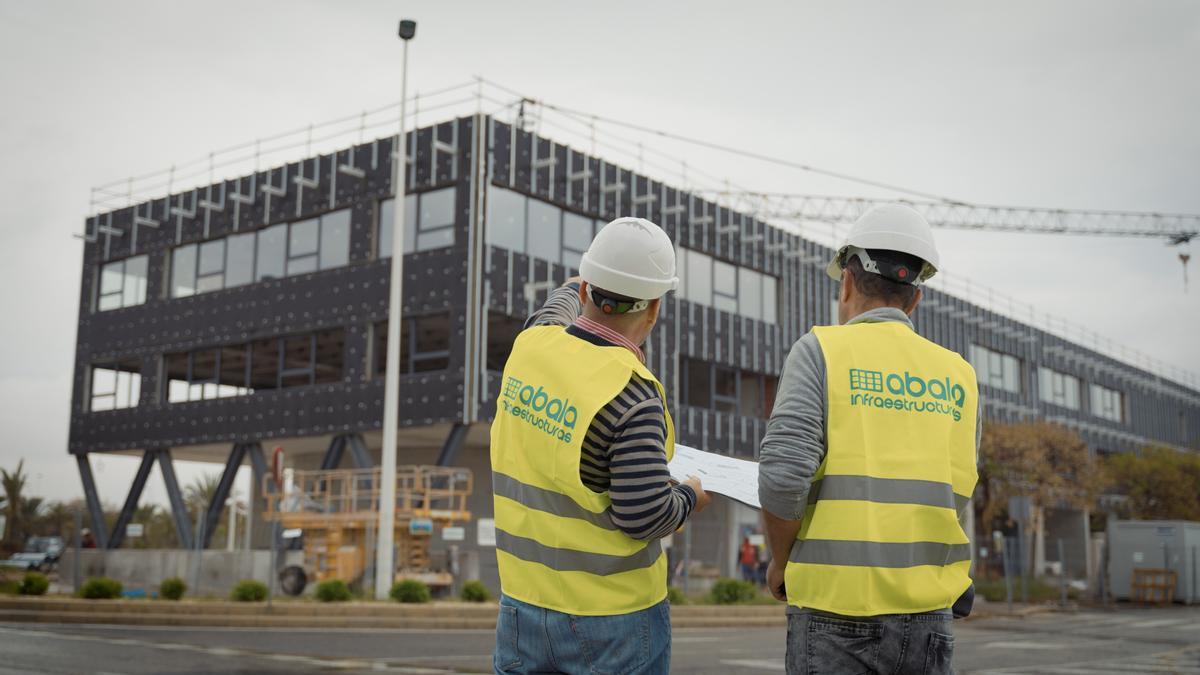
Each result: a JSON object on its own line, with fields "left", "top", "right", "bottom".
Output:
{"left": 485, "top": 187, "right": 527, "bottom": 253}
{"left": 90, "top": 359, "right": 141, "bottom": 412}
{"left": 164, "top": 329, "right": 344, "bottom": 403}
{"left": 486, "top": 312, "right": 526, "bottom": 372}
{"left": 969, "top": 344, "right": 1021, "bottom": 394}
{"left": 484, "top": 187, "right": 601, "bottom": 269}
{"left": 225, "top": 232, "right": 255, "bottom": 288}
{"left": 562, "top": 213, "right": 595, "bottom": 272}
{"left": 1038, "top": 367, "right": 1080, "bottom": 410}
{"left": 527, "top": 200, "right": 562, "bottom": 263}
{"left": 1090, "top": 383, "right": 1124, "bottom": 423}
{"left": 379, "top": 187, "right": 456, "bottom": 257}
{"left": 681, "top": 358, "right": 778, "bottom": 418}
{"left": 96, "top": 255, "right": 148, "bottom": 311}
{"left": 677, "top": 248, "right": 779, "bottom": 323}
{"left": 169, "top": 210, "right": 352, "bottom": 298}
{"left": 374, "top": 314, "right": 452, "bottom": 375}
{"left": 255, "top": 223, "right": 287, "bottom": 282}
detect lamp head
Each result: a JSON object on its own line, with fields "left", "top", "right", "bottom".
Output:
{"left": 398, "top": 20, "right": 417, "bottom": 40}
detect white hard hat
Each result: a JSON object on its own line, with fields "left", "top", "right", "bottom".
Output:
{"left": 826, "top": 204, "right": 940, "bottom": 285}
{"left": 579, "top": 217, "right": 679, "bottom": 301}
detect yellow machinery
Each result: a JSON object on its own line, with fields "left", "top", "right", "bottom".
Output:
{"left": 263, "top": 465, "right": 472, "bottom": 590}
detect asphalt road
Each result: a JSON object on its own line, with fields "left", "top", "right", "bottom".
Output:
{"left": 0, "top": 605, "right": 1196, "bottom": 674}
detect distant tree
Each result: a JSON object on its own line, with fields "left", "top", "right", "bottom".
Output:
{"left": 976, "top": 422, "right": 1108, "bottom": 570}
{"left": 1107, "top": 447, "right": 1200, "bottom": 521}
{"left": 184, "top": 473, "right": 221, "bottom": 519}
{"left": 1, "top": 460, "right": 29, "bottom": 549}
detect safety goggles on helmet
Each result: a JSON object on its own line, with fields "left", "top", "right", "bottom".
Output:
{"left": 837, "top": 247, "right": 927, "bottom": 286}
{"left": 588, "top": 286, "right": 651, "bottom": 314}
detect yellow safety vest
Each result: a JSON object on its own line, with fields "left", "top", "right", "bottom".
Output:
{"left": 785, "top": 321, "right": 979, "bottom": 616}
{"left": 490, "top": 324, "right": 674, "bottom": 616}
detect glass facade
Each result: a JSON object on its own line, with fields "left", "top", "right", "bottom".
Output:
{"left": 90, "top": 361, "right": 140, "bottom": 412}
{"left": 970, "top": 344, "right": 1022, "bottom": 393}
{"left": 171, "top": 209, "right": 351, "bottom": 298}
{"left": 164, "top": 329, "right": 345, "bottom": 403}
{"left": 1090, "top": 383, "right": 1124, "bottom": 422}
{"left": 485, "top": 186, "right": 599, "bottom": 273}
{"left": 1038, "top": 367, "right": 1081, "bottom": 410}
{"left": 96, "top": 255, "right": 148, "bottom": 311}
{"left": 682, "top": 357, "right": 778, "bottom": 419}
{"left": 378, "top": 187, "right": 456, "bottom": 257}
{"left": 373, "top": 314, "right": 452, "bottom": 374}
{"left": 678, "top": 248, "right": 778, "bottom": 323}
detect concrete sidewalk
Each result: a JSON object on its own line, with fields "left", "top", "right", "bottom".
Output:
{"left": 0, "top": 596, "right": 790, "bottom": 629}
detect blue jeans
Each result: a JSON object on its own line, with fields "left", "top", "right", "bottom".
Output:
{"left": 494, "top": 594, "right": 671, "bottom": 674}
{"left": 786, "top": 609, "right": 955, "bottom": 675}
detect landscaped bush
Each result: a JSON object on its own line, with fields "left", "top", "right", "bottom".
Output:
{"left": 667, "top": 586, "right": 687, "bottom": 605}
{"left": 0, "top": 579, "right": 18, "bottom": 595}
{"left": 80, "top": 577, "right": 123, "bottom": 599}
{"left": 709, "top": 578, "right": 757, "bottom": 605}
{"left": 159, "top": 577, "right": 186, "bottom": 601}
{"left": 230, "top": 579, "right": 268, "bottom": 602}
{"left": 315, "top": 579, "right": 353, "bottom": 602}
{"left": 19, "top": 572, "right": 49, "bottom": 596}
{"left": 390, "top": 579, "right": 431, "bottom": 604}
{"left": 460, "top": 580, "right": 490, "bottom": 603}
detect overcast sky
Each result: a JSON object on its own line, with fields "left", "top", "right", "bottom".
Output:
{"left": 1, "top": 0, "right": 1197, "bottom": 509}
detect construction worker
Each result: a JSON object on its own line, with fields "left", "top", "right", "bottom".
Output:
{"left": 758, "top": 205, "right": 980, "bottom": 674}
{"left": 490, "top": 217, "right": 711, "bottom": 674}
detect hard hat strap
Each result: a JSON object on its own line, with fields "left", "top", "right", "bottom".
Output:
{"left": 840, "top": 247, "right": 924, "bottom": 287}
{"left": 587, "top": 286, "right": 651, "bottom": 315}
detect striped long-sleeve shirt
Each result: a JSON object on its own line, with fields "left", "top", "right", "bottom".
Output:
{"left": 523, "top": 283, "right": 696, "bottom": 541}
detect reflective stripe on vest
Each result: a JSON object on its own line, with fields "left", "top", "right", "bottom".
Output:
{"left": 490, "top": 325, "right": 674, "bottom": 616}
{"left": 785, "top": 321, "right": 979, "bottom": 617}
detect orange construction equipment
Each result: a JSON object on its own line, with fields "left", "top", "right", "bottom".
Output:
{"left": 263, "top": 465, "right": 472, "bottom": 590}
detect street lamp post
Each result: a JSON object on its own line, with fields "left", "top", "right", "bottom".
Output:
{"left": 376, "top": 18, "right": 417, "bottom": 601}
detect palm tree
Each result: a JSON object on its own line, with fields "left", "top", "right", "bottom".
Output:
{"left": 1, "top": 460, "right": 28, "bottom": 548}
{"left": 184, "top": 472, "right": 222, "bottom": 519}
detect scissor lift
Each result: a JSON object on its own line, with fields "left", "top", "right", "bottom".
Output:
{"left": 263, "top": 465, "right": 473, "bottom": 590}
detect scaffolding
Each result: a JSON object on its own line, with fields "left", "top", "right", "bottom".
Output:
{"left": 263, "top": 465, "right": 472, "bottom": 589}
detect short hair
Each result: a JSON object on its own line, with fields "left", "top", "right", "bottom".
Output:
{"left": 844, "top": 250, "right": 920, "bottom": 308}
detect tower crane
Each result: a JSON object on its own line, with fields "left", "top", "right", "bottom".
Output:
{"left": 705, "top": 192, "right": 1200, "bottom": 245}
{"left": 706, "top": 192, "right": 1198, "bottom": 290}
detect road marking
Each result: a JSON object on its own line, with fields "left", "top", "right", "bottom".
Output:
{"left": 1129, "top": 618, "right": 1193, "bottom": 628}
{"left": 983, "top": 641, "right": 1069, "bottom": 650}
{"left": 720, "top": 659, "right": 785, "bottom": 670}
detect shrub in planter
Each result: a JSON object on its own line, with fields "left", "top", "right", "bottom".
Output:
{"left": 315, "top": 579, "right": 353, "bottom": 602}
{"left": 460, "top": 580, "right": 490, "bottom": 603}
{"left": 709, "top": 578, "right": 757, "bottom": 605}
{"left": 666, "top": 586, "right": 687, "bottom": 605}
{"left": 389, "top": 579, "right": 430, "bottom": 604}
{"left": 80, "top": 577, "right": 123, "bottom": 599}
{"left": 159, "top": 577, "right": 186, "bottom": 601}
{"left": 19, "top": 572, "right": 49, "bottom": 596}
{"left": 230, "top": 579, "right": 268, "bottom": 602}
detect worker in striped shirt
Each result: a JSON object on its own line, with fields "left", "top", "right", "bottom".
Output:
{"left": 491, "top": 217, "right": 710, "bottom": 675}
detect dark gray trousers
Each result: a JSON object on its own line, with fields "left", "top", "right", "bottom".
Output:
{"left": 786, "top": 609, "right": 955, "bottom": 675}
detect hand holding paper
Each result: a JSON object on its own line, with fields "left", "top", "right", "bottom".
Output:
{"left": 668, "top": 444, "right": 761, "bottom": 509}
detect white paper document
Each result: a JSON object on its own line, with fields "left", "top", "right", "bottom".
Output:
{"left": 668, "top": 444, "right": 761, "bottom": 509}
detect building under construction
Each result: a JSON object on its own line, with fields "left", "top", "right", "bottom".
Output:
{"left": 70, "top": 109, "right": 1200, "bottom": 592}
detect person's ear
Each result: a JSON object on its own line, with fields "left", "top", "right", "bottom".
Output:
{"left": 578, "top": 281, "right": 589, "bottom": 306}
{"left": 647, "top": 298, "right": 662, "bottom": 324}
{"left": 839, "top": 269, "right": 853, "bottom": 304}
{"left": 905, "top": 287, "right": 923, "bottom": 316}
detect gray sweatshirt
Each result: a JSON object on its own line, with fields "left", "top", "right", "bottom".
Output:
{"left": 757, "top": 307, "right": 982, "bottom": 521}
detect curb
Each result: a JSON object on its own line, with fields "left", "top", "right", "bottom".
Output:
{"left": 0, "top": 597, "right": 787, "bottom": 629}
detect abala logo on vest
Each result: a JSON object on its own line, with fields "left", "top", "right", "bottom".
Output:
{"left": 848, "top": 368, "right": 967, "bottom": 422}
{"left": 501, "top": 376, "right": 577, "bottom": 442}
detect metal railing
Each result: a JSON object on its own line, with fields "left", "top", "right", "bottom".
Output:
{"left": 263, "top": 466, "right": 473, "bottom": 522}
